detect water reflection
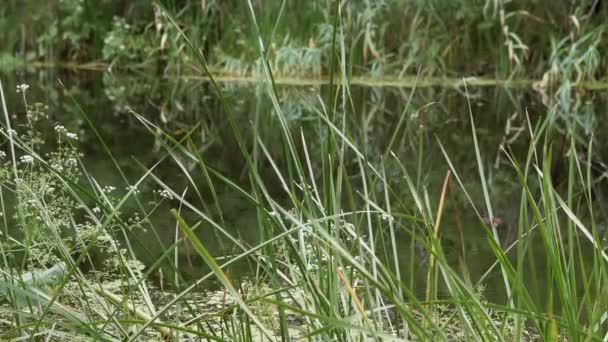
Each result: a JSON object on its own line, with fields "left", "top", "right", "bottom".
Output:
{"left": 1, "top": 68, "right": 605, "bottom": 303}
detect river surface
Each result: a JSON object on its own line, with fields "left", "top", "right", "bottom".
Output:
{"left": 1, "top": 68, "right": 606, "bottom": 305}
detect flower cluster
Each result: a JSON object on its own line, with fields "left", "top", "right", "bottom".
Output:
{"left": 16, "top": 84, "right": 30, "bottom": 93}
{"left": 154, "top": 189, "right": 173, "bottom": 200}
{"left": 1, "top": 94, "right": 152, "bottom": 288}
{"left": 103, "top": 185, "right": 117, "bottom": 193}
{"left": 125, "top": 185, "right": 140, "bottom": 194}
{"left": 20, "top": 155, "right": 34, "bottom": 164}
{"left": 54, "top": 124, "right": 79, "bottom": 141}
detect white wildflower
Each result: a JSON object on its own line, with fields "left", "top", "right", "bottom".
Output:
{"left": 54, "top": 125, "right": 67, "bottom": 134}
{"left": 67, "top": 158, "right": 78, "bottom": 167}
{"left": 16, "top": 84, "right": 29, "bottom": 93}
{"left": 20, "top": 155, "right": 34, "bottom": 164}
{"left": 51, "top": 163, "right": 64, "bottom": 172}
{"left": 125, "top": 185, "right": 140, "bottom": 194}
{"left": 92, "top": 207, "right": 101, "bottom": 214}
{"left": 103, "top": 185, "right": 116, "bottom": 193}
{"left": 156, "top": 189, "right": 173, "bottom": 200}
{"left": 301, "top": 225, "right": 313, "bottom": 237}
{"left": 66, "top": 132, "right": 78, "bottom": 140}
{"left": 7, "top": 129, "right": 17, "bottom": 137}
{"left": 0, "top": 151, "right": 5, "bottom": 159}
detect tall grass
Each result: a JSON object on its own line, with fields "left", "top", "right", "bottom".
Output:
{"left": 0, "top": 2, "right": 607, "bottom": 342}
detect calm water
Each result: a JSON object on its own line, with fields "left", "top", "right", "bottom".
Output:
{"left": 1, "top": 69, "right": 606, "bottom": 303}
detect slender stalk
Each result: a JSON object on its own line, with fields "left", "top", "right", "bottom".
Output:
{"left": 425, "top": 170, "right": 451, "bottom": 307}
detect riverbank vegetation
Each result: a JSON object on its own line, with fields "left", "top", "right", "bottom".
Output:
{"left": 0, "top": 0, "right": 607, "bottom": 340}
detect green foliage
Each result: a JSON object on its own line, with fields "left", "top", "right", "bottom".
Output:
{"left": 36, "top": 0, "right": 94, "bottom": 59}
{"left": 2, "top": 0, "right": 606, "bottom": 77}
{"left": 0, "top": 0, "right": 607, "bottom": 340}
{"left": 0, "top": 99, "right": 83, "bottom": 266}
{"left": 0, "top": 87, "right": 155, "bottom": 279}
